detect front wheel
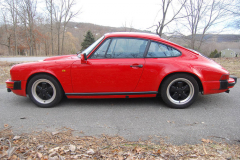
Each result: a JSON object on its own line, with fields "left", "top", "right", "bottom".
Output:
{"left": 27, "top": 74, "right": 63, "bottom": 108}
{"left": 160, "top": 74, "right": 199, "bottom": 109}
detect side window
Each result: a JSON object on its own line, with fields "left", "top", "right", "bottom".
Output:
{"left": 91, "top": 39, "right": 111, "bottom": 59}
{"left": 106, "top": 38, "right": 148, "bottom": 58}
{"left": 147, "top": 41, "right": 181, "bottom": 58}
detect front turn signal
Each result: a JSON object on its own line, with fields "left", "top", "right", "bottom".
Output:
{"left": 6, "top": 83, "right": 14, "bottom": 88}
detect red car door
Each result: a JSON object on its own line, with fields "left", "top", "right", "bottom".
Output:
{"left": 71, "top": 38, "right": 148, "bottom": 93}
{"left": 71, "top": 58, "right": 145, "bottom": 93}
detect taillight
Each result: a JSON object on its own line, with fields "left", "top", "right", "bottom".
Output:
{"left": 220, "top": 74, "right": 229, "bottom": 80}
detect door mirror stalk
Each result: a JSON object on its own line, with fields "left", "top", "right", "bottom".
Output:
{"left": 81, "top": 53, "right": 87, "bottom": 63}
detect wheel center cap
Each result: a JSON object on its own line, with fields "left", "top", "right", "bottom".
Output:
{"left": 177, "top": 89, "right": 183, "bottom": 94}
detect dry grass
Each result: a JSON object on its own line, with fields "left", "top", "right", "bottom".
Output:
{"left": 0, "top": 127, "right": 239, "bottom": 160}
{"left": 0, "top": 61, "right": 15, "bottom": 84}
{"left": 212, "top": 57, "right": 240, "bottom": 78}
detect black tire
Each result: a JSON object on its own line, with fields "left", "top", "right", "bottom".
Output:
{"left": 160, "top": 74, "right": 199, "bottom": 109}
{"left": 27, "top": 74, "right": 63, "bottom": 108}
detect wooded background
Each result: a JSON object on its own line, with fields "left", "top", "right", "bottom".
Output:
{"left": 0, "top": 0, "right": 239, "bottom": 56}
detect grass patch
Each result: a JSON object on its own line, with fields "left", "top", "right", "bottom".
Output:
{"left": 0, "top": 61, "right": 15, "bottom": 84}
{"left": 212, "top": 57, "right": 240, "bottom": 78}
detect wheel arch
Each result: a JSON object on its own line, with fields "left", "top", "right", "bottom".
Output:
{"left": 158, "top": 72, "right": 203, "bottom": 94}
{"left": 26, "top": 72, "right": 64, "bottom": 95}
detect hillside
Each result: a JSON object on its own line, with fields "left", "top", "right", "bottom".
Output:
{"left": 184, "top": 34, "right": 240, "bottom": 43}
{"left": 65, "top": 22, "right": 148, "bottom": 44}
{"left": 65, "top": 22, "right": 240, "bottom": 43}
{"left": 65, "top": 22, "right": 240, "bottom": 55}
{"left": 0, "top": 21, "right": 239, "bottom": 56}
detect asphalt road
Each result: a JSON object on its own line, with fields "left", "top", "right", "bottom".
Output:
{"left": 0, "top": 82, "right": 239, "bottom": 145}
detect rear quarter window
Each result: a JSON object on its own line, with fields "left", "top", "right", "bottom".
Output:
{"left": 146, "top": 41, "right": 181, "bottom": 58}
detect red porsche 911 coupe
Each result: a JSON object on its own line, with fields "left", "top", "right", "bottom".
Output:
{"left": 6, "top": 32, "right": 237, "bottom": 108}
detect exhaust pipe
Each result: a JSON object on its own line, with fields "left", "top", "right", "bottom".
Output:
{"left": 225, "top": 90, "right": 230, "bottom": 93}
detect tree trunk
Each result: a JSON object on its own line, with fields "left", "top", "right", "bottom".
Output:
{"left": 8, "top": 37, "right": 11, "bottom": 55}
{"left": 57, "top": 27, "right": 60, "bottom": 55}
{"left": 50, "top": 0, "right": 54, "bottom": 55}
{"left": 61, "top": 23, "right": 66, "bottom": 55}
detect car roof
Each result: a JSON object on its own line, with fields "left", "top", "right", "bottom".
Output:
{"left": 103, "top": 32, "right": 188, "bottom": 51}
{"left": 104, "top": 32, "right": 161, "bottom": 41}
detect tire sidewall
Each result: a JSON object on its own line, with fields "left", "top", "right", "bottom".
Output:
{"left": 160, "top": 74, "right": 199, "bottom": 109}
{"left": 27, "top": 74, "right": 63, "bottom": 108}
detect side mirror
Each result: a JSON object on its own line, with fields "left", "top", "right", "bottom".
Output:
{"left": 81, "top": 53, "right": 87, "bottom": 63}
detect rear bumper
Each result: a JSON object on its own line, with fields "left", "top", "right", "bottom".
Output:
{"left": 6, "top": 79, "right": 27, "bottom": 96}
{"left": 202, "top": 75, "right": 237, "bottom": 95}
{"left": 220, "top": 75, "right": 237, "bottom": 90}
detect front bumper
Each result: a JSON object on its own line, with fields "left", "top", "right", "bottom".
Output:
{"left": 6, "top": 79, "right": 22, "bottom": 91}
{"left": 5, "top": 79, "right": 29, "bottom": 97}
{"left": 220, "top": 75, "right": 237, "bottom": 90}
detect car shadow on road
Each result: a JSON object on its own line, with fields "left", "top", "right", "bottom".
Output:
{"left": 58, "top": 97, "right": 168, "bottom": 109}
{"left": 10, "top": 93, "right": 222, "bottom": 110}
{"left": 57, "top": 93, "right": 215, "bottom": 110}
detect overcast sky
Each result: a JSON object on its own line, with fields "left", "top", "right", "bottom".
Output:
{"left": 0, "top": 0, "right": 236, "bottom": 34}
{"left": 74, "top": 0, "right": 162, "bottom": 31}
{"left": 69, "top": 0, "right": 236, "bottom": 34}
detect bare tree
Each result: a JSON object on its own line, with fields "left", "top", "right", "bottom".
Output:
{"left": 0, "top": 0, "right": 83, "bottom": 56}
{"left": 154, "top": 0, "right": 187, "bottom": 37}
{"left": 53, "top": 0, "right": 64, "bottom": 55}
{"left": 45, "top": 0, "right": 54, "bottom": 55}
{"left": 183, "top": 0, "right": 231, "bottom": 50}
{"left": 2, "top": 0, "right": 19, "bottom": 55}
{"left": 18, "top": 0, "right": 38, "bottom": 56}
{"left": 229, "top": 0, "right": 240, "bottom": 29}
{"left": 0, "top": 11, "right": 12, "bottom": 55}
{"left": 52, "top": 0, "right": 80, "bottom": 55}
{"left": 61, "top": 0, "right": 80, "bottom": 55}
{"left": 8, "top": 0, "right": 18, "bottom": 55}
{"left": 122, "top": 20, "right": 134, "bottom": 32}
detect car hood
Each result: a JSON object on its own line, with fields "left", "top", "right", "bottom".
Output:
{"left": 43, "top": 55, "right": 78, "bottom": 61}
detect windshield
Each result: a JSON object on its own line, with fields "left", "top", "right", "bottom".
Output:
{"left": 82, "top": 36, "right": 105, "bottom": 56}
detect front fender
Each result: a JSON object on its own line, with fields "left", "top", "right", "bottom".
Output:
{"left": 11, "top": 61, "right": 75, "bottom": 94}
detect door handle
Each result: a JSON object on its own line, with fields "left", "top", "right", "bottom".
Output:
{"left": 130, "top": 64, "right": 143, "bottom": 68}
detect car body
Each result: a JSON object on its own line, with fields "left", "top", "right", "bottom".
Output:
{"left": 6, "top": 32, "right": 237, "bottom": 108}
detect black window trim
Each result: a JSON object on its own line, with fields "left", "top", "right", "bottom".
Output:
{"left": 105, "top": 38, "right": 112, "bottom": 58}
{"left": 89, "top": 37, "right": 150, "bottom": 59}
{"left": 84, "top": 35, "right": 105, "bottom": 57}
{"left": 88, "top": 38, "right": 112, "bottom": 59}
{"left": 144, "top": 40, "right": 182, "bottom": 58}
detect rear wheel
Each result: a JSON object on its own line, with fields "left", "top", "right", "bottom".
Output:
{"left": 160, "top": 74, "right": 199, "bottom": 109}
{"left": 27, "top": 74, "right": 63, "bottom": 108}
